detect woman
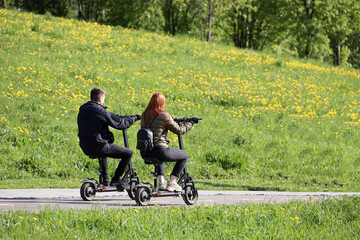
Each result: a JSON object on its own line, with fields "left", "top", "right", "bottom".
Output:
{"left": 140, "top": 93, "right": 193, "bottom": 192}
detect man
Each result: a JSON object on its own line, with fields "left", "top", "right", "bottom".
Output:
{"left": 77, "top": 88, "right": 140, "bottom": 188}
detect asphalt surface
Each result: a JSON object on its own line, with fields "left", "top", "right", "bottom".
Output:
{"left": 0, "top": 189, "right": 359, "bottom": 211}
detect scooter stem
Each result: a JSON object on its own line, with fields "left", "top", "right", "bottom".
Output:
{"left": 123, "top": 128, "right": 129, "bottom": 148}
{"left": 178, "top": 135, "right": 184, "bottom": 150}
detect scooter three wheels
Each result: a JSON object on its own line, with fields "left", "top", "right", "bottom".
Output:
{"left": 134, "top": 158, "right": 198, "bottom": 206}
{"left": 80, "top": 128, "right": 140, "bottom": 201}
{"left": 134, "top": 117, "right": 201, "bottom": 206}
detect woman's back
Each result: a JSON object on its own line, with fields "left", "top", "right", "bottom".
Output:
{"left": 141, "top": 111, "right": 192, "bottom": 148}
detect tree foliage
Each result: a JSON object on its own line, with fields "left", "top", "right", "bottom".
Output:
{"left": 6, "top": 0, "right": 71, "bottom": 16}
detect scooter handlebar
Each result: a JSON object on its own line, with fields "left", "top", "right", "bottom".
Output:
{"left": 115, "top": 114, "right": 141, "bottom": 121}
{"left": 173, "top": 117, "right": 202, "bottom": 124}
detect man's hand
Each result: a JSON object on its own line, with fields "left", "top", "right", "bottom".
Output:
{"left": 134, "top": 114, "right": 141, "bottom": 121}
{"left": 130, "top": 114, "right": 141, "bottom": 121}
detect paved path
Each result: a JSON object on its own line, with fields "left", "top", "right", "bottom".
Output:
{"left": 0, "top": 189, "right": 359, "bottom": 211}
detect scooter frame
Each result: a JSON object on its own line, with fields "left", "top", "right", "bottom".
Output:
{"left": 134, "top": 118, "right": 201, "bottom": 206}
{"left": 80, "top": 128, "right": 140, "bottom": 201}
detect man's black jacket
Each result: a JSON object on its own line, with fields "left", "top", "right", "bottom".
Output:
{"left": 77, "top": 101, "right": 137, "bottom": 157}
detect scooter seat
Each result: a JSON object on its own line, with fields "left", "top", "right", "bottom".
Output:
{"left": 143, "top": 157, "right": 162, "bottom": 165}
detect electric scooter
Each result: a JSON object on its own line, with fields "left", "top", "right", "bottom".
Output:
{"left": 80, "top": 127, "right": 140, "bottom": 201}
{"left": 134, "top": 117, "right": 202, "bottom": 206}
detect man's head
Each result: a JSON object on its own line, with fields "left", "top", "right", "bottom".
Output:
{"left": 90, "top": 88, "right": 106, "bottom": 105}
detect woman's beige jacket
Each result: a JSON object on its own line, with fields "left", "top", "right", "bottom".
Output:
{"left": 141, "top": 111, "right": 192, "bottom": 148}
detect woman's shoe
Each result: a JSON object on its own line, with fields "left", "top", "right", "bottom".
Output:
{"left": 158, "top": 182, "right": 168, "bottom": 191}
{"left": 166, "top": 182, "right": 182, "bottom": 192}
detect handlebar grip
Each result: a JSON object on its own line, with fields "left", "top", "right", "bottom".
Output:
{"left": 174, "top": 117, "right": 202, "bottom": 123}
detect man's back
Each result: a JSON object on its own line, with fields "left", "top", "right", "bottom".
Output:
{"left": 77, "top": 101, "right": 108, "bottom": 156}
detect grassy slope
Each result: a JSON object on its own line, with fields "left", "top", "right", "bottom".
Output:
{"left": 0, "top": 9, "right": 360, "bottom": 191}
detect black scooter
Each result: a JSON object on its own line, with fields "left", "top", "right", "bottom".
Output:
{"left": 134, "top": 117, "right": 201, "bottom": 206}
{"left": 80, "top": 127, "right": 140, "bottom": 201}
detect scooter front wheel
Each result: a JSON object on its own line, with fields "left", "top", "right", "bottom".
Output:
{"left": 182, "top": 185, "right": 198, "bottom": 205}
{"left": 135, "top": 187, "right": 151, "bottom": 206}
{"left": 127, "top": 180, "right": 138, "bottom": 200}
{"left": 80, "top": 182, "right": 96, "bottom": 201}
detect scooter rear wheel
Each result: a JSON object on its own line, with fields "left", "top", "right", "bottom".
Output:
{"left": 80, "top": 182, "right": 96, "bottom": 201}
{"left": 127, "top": 180, "right": 138, "bottom": 200}
{"left": 135, "top": 187, "right": 151, "bottom": 206}
{"left": 182, "top": 185, "right": 198, "bottom": 205}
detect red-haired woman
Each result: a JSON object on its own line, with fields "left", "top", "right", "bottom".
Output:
{"left": 140, "top": 93, "right": 193, "bottom": 192}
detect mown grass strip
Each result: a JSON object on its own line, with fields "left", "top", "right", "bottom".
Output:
{"left": 1, "top": 196, "right": 359, "bottom": 239}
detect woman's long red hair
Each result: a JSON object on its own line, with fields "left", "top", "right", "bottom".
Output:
{"left": 143, "top": 92, "right": 167, "bottom": 125}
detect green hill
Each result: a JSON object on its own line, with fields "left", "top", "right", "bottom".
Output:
{"left": 0, "top": 9, "right": 359, "bottom": 191}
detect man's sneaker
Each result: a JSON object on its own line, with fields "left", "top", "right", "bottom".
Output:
{"left": 158, "top": 182, "right": 168, "bottom": 191}
{"left": 110, "top": 179, "right": 130, "bottom": 191}
{"left": 101, "top": 175, "right": 109, "bottom": 186}
{"left": 110, "top": 179, "right": 118, "bottom": 187}
{"left": 102, "top": 180, "right": 109, "bottom": 187}
{"left": 166, "top": 182, "right": 182, "bottom": 192}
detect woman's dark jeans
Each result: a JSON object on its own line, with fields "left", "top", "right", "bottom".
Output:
{"left": 141, "top": 147, "right": 188, "bottom": 177}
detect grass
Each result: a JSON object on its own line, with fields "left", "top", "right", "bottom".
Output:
{"left": 0, "top": 196, "right": 359, "bottom": 239}
{"left": 0, "top": 9, "right": 360, "bottom": 192}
